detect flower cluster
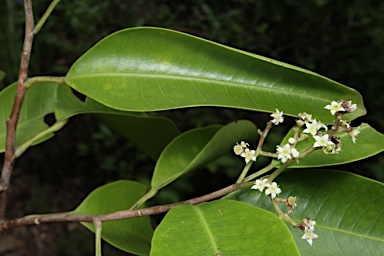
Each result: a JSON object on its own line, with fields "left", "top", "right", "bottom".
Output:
{"left": 233, "top": 141, "right": 256, "bottom": 164}
{"left": 296, "top": 100, "right": 360, "bottom": 154}
{"left": 324, "top": 100, "right": 356, "bottom": 115}
{"left": 301, "top": 217, "right": 318, "bottom": 246}
{"left": 251, "top": 178, "right": 282, "bottom": 199}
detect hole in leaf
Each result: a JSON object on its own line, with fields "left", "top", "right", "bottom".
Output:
{"left": 44, "top": 113, "right": 56, "bottom": 126}
{"left": 70, "top": 87, "right": 86, "bottom": 102}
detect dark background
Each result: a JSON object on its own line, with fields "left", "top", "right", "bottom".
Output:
{"left": 0, "top": 0, "right": 383, "bottom": 255}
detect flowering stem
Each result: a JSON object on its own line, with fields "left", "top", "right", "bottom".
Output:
{"left": 236, "top": 161, "right": 253, "bottom": 183}
{"left": 259, "top": 151, "right": 278, "bottom": 158}
{"left": 271, "top": 198, "right": 299, "bottom": 227}
{"left": 267, "top": 159, "right": 293, "bottom": 182}
{"left": 255, "top": 121, "right": 273, "bottom": 156}
{"left": 298, "top": 145, "right": 316, "bottom": 159}
{"left": 243, "top": 161, "right": 278, "bottom": 182}
{"left": 329, "top": 112, "right": 343, "bottom": 136}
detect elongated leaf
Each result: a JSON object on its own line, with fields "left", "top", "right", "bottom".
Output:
{"left": 284, "top": 123, "right": 384, "bottom": 168}
{"left": 66, "top": 27, "right": 365, "bottom": 123}
{"left": 226, "top": 170, "right": 384, "bottom": 255}
{"left": 151, "top": 199, "right": 300, "bottom": 255}
{"left": 0, "top": 82, "right": 58, "bottom": 153}
{"left": 55, "top": 84, "right": 180, "bottom": 159}
{"left": 151, "top": 120, "right": 258, "bottom": 190}
{"left": 73, "top": 180, "right": 153, "bottom": 255}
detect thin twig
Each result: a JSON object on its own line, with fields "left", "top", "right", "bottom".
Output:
{"left": 0, "top": 0, "right": 34, "bottom": 219}
{"left": 0, "top": 182, "right": 247, "bottom": 232}
{"left": 34, "top": 0, "right": 61, "bottom": 34}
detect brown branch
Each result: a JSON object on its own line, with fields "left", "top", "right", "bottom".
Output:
{"left": 0, "top": 0, "right": 34, "bottom": 219}
{"left": 0, "top": 183, "right": 244, "bottom": 232}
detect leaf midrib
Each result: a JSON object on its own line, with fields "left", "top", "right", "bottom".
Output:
{"left": 67, "top": 72, "right": 339, "bottom": 103}
{"left": 193, "top": 206, "right": 220, "bottom": 254}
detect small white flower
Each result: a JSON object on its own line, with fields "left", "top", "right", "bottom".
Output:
{"left": 317, "top": 120, "right": 328, "bottom": 131}
{"left": 265, "top": 182, "right": 281, "bottom": 199}
{"left": 302, "top": 226, "right": 318, "bottom": 246}
{"left": 233, "top": 141, "right": 249, "bottom": 155}
{"left": 298, "top": 112, "right": 313, "bottom": 122}
{"left": 251, "top": 178, "right": 268, "bottom": 192}
{"left": 288, "top": 137, "right": 296, "bottom": 145}
{"left": 290, "top": 147, "right": 300, "bottom": 158}
{"left": 303, "top": 119, "right": 321, "bottom": 136}
{"left": 233, "top": 145, "right": 243, "bottom": 155}
{"left": 313, "top": 134, "right": 334, "bottom": 148}
{"left": 241, "top": 148, "right": 257, "bottom": 164}
{"left": 271, "top": 109, "right": 284, "bottom": 125}
{"left": 340, "top": 120, "right": 351, "bottom": 129}
{"left": 325, "top": 101, "right": 345, "bottom": 115}
{"left": 348, "top": 126, "right": 360, "bottom": 144}
{"left": 276, "top": 144, "right": 292, "bottom": 163}
{"left": 303, "top": 218, "right": 317, "bottom": 229}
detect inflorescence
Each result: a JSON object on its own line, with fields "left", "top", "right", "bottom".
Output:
{"left": 232, "top": 100, "right": 360, "bottom": 246}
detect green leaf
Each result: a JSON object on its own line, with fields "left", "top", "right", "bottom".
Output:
{"left": 66, "top": 27, "right": 365, "bottom": 123}
{"left": 226, "top": 170, "right": 384, "bottom": 255}
{"left": 0, "top": 82, "right": 58, "bottom": 153}
{"left": 55, "top": 84, "right": 180, "bottom": 159}
{"left": 0, "top": 70, "right": 5, "bottom": 82}
{"left": 151, "top": 120, "right": 258, "bottom": 191}
{"left": 285, "top": 123, "right": 384, "bottom": 168}
{"left": 151, "top": 199, "right": 300, "bottom": 255}
{"left": 73, "top": 180, "right": 153, "bottom": 256}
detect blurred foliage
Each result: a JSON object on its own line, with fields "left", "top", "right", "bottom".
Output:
{"left": 0, "top": 0, "right": 383, "bottom": 255}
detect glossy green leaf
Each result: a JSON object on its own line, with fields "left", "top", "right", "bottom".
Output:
{"left": 66, "top": 27, "right": 365, "bottom": 123}
{"left": 151, "top": 199, "right": 300, "bottom": 255}
{"left": 226, "top": 170, "right": 384, "bottom": 255}
{"left": 151, "top": 120, "right": 258, "bottom": 190}
{"left": 284, "top": 123, "right": 384, "bottom": 168}
{"left": 0, "top": 82, "right": 58, "bottom": 153}
{"left": 73, "top": 180, "right": 153, "bottom": 255}
{"left": 55, "top": 84, "right": 180, "bottom": 159}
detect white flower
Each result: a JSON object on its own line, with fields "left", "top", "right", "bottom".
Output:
{"left": 298, "top": 112, "right": 313, "bottom": 122}
{"left": 271, "top": 109, "right": 284, "bottom": 125}
{"left": 340, "top": 120, "right": 351, "bottom": 129}
{"left": 233, "top": 141, "right": 249, "bottom": 155}
{"left": 303, "top": 218, "right": 317, "bottom": 229}
{"left": 313, "top": 134, "right": 334, "bottom": 148}
{"left": 276, "top": 144, "right": 299, "bottom": 163}
{"left": 276, "top": 144, "right": 292, "bottom": 163}
{"left": 348, "top": 126, "right": 360, "bottom": 144}
{"left": 265, "top": 182, "right": 281, "bottom": 199}
{"left": 324, "top": 101, "right": 345, "bottom": 115}
{"left": 241, "top": 148, "right": 256, "bottom": 164}
{"left": 302, "top": 226, "right": 318, "bottom": 246}
{"left": 251, "top": 178, "right": 268, "bottom": 192}
{"left": 288, "top": 137, "right": 296, "bottom": 145}
{"left": 290, "top": 147, "right": 300, "bottom": 158}
{"left": 303, "top": 119, "right": 321, "bottom": 136}
{"left": 317, "top": 120, "right": 328, "bottom": 131}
